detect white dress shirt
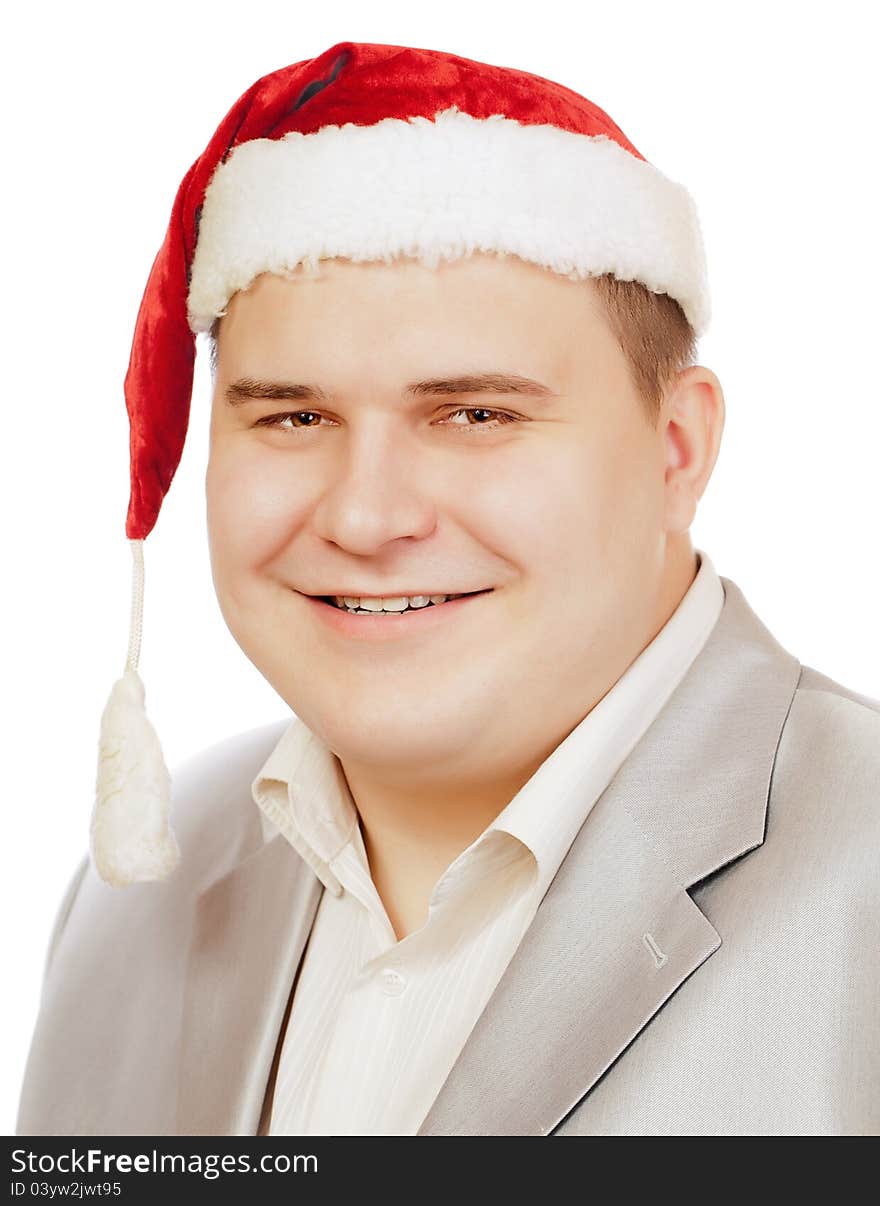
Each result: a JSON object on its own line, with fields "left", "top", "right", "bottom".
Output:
{"left": 251, "top": 549, "right": 725, "bottom": 1135}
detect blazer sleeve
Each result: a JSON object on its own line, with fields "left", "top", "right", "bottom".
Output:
{"left": 40, "top": 854, "right": 89, "bottom": 990}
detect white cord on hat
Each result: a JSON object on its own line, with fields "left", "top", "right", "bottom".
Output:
{"left": 126, "top": 537, "right": 145, "bottom": 672}
{"left": 89, "top": 538, "right": 181, "bottom": 887}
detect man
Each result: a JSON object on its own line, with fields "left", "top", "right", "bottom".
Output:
{"left": 16, "top": 41, "right": 880, "bottom": 1136}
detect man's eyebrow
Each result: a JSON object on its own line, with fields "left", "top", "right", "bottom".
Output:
{"left": 223, "top": 372, "right": 559, "bottom": 407}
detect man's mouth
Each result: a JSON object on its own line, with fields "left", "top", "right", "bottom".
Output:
{"left": 314, "top": 589, "right": 492, "bottom": 615}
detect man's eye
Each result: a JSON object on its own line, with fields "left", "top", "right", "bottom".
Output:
{"left": 440, "top": 407, "right": 518, "bottom": 430}
{"left": 255, "top": 411, "right": 324, "bottom": 429}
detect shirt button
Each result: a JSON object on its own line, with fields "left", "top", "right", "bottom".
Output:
{"left": 379, "top": 968, "right": 407, "bottom": 996}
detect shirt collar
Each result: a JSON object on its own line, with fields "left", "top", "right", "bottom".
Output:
{"left": 251, "top": 714, "right": 357, "bottom": 894}
{"left": 252, "top": 548, "right": 724, "bottom": 901}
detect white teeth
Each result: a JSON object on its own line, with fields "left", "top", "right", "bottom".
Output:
{"left": 360, "top": 596, "right": 407, "bottom": 612}
{"left": 331, "top": 593, "right": 464, "bottom": 613}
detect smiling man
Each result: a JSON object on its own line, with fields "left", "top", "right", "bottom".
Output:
{"left": 17, "top": 42, "right": 879, "bottom": 1138}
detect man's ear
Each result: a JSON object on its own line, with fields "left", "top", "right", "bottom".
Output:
{"left": 661, "top": 365, "right": 725, "bottom": 533}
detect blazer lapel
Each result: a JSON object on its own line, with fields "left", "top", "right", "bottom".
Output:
{"left": 417, "top": 576, "right": 802, "bottom": 1135}
{"left": 175, "top": 832, "right": 323, "bottom": 1135}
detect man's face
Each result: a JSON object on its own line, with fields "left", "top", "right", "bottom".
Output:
{"left": 207, "top": 253, "right": 683, "bottom": 784}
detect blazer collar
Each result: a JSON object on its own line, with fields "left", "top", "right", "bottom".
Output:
{"left": 176, "top": 575, "right": 802, "bottom": 1135}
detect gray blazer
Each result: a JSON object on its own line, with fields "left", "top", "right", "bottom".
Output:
{"left": 15, "top": 576, "right": 880, "bottom": 1136}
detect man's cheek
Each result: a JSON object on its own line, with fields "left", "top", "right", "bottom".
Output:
{"left": 210, "top": 463, "right": 284, "bottom": 551}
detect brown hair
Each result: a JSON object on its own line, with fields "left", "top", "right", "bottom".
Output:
{"left": 207, "top": 271, "right": 696, "bottom": 428}
{"left": 589, "top": 274, "right": 698, "bottom": 426}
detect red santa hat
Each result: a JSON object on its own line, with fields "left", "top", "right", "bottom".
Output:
{"left": 91, "top": 39, "right": 711, "bottom": 887}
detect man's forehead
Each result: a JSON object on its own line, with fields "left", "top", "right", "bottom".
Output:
{"left": 209, "top": 255, "right": 605, "bottom": 398}
{"left": 221, "top": 251, "right": 598, "bottom": 314}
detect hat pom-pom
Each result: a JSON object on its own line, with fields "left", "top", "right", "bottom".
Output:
{"left": 91, "top": 666, "right": 180, "bottom": 887}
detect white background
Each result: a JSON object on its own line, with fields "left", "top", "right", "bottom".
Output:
{"left": 3, "top": 0, "right": 877, "bottom": 1133}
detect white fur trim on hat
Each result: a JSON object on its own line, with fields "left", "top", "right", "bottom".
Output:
{"left": 187, "top": 106, "right": 710, "bottom": 336}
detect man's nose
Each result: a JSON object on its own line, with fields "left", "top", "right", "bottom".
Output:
{"left": 309, "top": 434, "right": 438, "bottom": 555}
